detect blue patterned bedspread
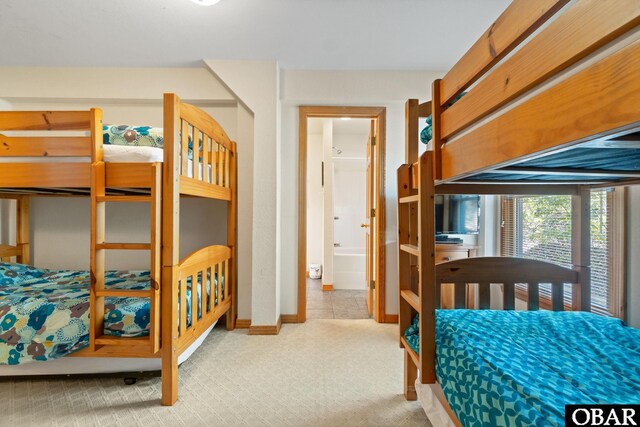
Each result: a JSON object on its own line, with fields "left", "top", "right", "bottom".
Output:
{"left": 0, "top": 263, "right": 152, "bottom": 365}
{"left": 405, "top": 310, "right": 640, "bottom": 426}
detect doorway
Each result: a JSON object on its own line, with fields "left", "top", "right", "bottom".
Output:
{"left": 298, "top": 106, "right": 386, "bottom": 322}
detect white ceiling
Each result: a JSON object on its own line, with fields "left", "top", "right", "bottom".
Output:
{"left": 0, "top": 0, "right": 510, "bottom": 70}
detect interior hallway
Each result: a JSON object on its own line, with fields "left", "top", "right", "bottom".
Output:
{"left": 307, "top": 278, "right": 370, "bottom": 320}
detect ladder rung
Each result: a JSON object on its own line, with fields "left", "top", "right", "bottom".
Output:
{"left": 96, "top": 243, "right": 151, "bottom": 250}
{"left": 399, "top": 195, "right": 419, "bottom": 204}
{"left": 97, "top": 195, "right": 152, "bottom": 203}
{"left": 400, "top": 244, "right": 420, "bottom": 257}
{"left": 94, "top": 335, "right": 150, "bottom": 346}
{"left": 400, "top": 290, "right": 421, "bottom": 313}
{"left": 400, "top": 336, "right": 420, "bottom": 367}
{"left": 96, "top": 289, "right": 152, "bottom": 298}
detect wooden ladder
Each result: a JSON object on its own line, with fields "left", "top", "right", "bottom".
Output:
{"left": 89, "top": 162, "right": 162, "bottom": 355}
{"left": 397, "top": 150, "right": 436, "bottom": 400}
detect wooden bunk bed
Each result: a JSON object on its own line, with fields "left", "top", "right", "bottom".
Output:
{"left": 397, "top": 0, "right": 640, "bottom": 425}
{"left": 0, "top": 93, "right": 237, "bottom": 406}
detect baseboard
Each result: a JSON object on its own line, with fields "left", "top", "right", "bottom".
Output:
{"left": 248, "top": 316, "right": 282, "bottom": 335}
{"left": 235, "top": 319, "right": 251, "bottom": 329}
{"left": 281, "top": 314, "right": 299, "bottom": 324}
{"left": 322, "top": 283, "right": 334, "bottom": 292}
{"left": 383, "top": 314, "right": 399, "bottom": 324}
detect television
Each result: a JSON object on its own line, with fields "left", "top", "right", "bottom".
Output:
{"left": 435, "top": 195, "right": 480, "bottom": 235}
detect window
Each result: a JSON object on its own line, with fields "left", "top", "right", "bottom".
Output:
{"left": 500, "top": 189, "right": 625, "bottom": 318}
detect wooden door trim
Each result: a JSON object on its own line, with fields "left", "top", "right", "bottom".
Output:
{"left": 297, "top": 106, "right": 387, "bottom": 323}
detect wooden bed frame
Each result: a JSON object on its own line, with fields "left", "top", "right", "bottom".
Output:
{"left": 0, "top": 93, "right": 237, "bottom": 406}
{"left": 398, "top": 0, "right": 640, "bottom": 424}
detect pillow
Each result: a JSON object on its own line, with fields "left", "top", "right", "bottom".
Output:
{"left": 103, "top": 125, "right": 164, "bottom": 148}
{"left": 0, "top": 262, "right": 48, "bottom": 286}
{"left": 420, "top": 91, "right": 467, "bottom": 144}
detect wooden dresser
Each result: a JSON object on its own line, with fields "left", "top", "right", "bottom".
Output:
{"left": 436, "top": 244, "right": 477, "bottom": 309}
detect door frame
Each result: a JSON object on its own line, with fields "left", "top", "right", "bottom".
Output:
{"left": 297, "top": 106, "right": 387, "bottom": 323}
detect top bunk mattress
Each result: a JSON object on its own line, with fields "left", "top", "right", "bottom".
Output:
{"left": 404, "top": 310, "right": 640, "bottom": 426}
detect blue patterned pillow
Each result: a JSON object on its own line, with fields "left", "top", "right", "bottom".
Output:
{"left": 0, "top": 262, "right": 48, "bottom": 286}
{"left": 103, "top": 125, "right": 164, "bottom": 148}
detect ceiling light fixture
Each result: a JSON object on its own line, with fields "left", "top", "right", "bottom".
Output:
{"left": 340, "top": 117, "right": 352, "bottom": 121}
{"left": 190, "top": 0, "right": 221, "bottom": 5}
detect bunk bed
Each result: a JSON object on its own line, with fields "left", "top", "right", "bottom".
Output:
{"left": 397, "top": 0, "right": 640, "bottom": 425}
{"left": 0, "top": 93, "right": 237, "bottom": 406}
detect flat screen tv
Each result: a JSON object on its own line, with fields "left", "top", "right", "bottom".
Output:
{"left": 435, "top": 195, "right": 480, "bottom": 235}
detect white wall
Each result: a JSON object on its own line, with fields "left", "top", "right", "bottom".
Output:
{"left": 627, "top": 186, "right": 640, "bottom": 328}
{"left": 280, "top": 69, "right": 444, "bottom": 317}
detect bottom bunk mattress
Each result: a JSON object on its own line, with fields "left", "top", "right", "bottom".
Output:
{"left": 404, "top": 310, "right": 640, "bottom": 426}
{"left": 0, "top": 263, "right": 215, "bottom": 365}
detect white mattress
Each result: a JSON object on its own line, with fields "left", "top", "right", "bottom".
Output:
{"left": 104, "top": 144, "right": 164, "bottom": 163}
{"left": 0, "top": 321, "right": 216, "bottom": 376}
{"left": 415, "top": 380, "right": 457, "bottom": 427}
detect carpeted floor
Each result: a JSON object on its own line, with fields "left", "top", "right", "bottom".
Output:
{"left": 3, "top": 319, "right": 430, "bottom": 427}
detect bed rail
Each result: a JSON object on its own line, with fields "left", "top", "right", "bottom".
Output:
{"left": 432, "top": 0, "right": 640, "bottom": 182}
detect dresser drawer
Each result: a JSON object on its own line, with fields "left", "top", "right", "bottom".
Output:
{"left": 435, "top": 250, "right": 468, "bottom": 264}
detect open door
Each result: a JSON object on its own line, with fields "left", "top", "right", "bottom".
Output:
{"left": 364, "top": 119, "right": 376, "bottom": 317}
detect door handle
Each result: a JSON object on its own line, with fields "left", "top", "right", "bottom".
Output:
{"left": 360, "top": 223, "right": 369, "bottom": 228}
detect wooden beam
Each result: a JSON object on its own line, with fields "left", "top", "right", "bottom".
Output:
{"left": 442, "top": 39, "right": 640, "bottom": 181}
{"left": 435, "top": 183, "right": 580, "bottom": 196}
{"left": 418, "top": 101, "right": 432, "bottom": 118}
{"left": 405, "top": 99, "right": 419, "bottom": 165}
{"left": 440, "top": 0, "right": 569, "bottom": 105}
{"left": 0, "top": 111, "right": 91, "bottom": 131}
{"left": 572, "top": 186, "right": 591, "bottom": 311}
{"left": 441, "top": 0, "right": 640, "bottom": 139}
{"left": 0, "top": 135, "right": 92, "bottom": 157}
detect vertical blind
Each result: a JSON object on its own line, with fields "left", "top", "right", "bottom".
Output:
{"left": 500, "top": 190, "right": 614, "bottom": 316}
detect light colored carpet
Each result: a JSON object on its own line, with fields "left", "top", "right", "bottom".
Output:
{"left": 3, "top": 319, "right": 430, "bottom": 427}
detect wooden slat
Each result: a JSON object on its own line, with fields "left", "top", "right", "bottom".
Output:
{"left": 572, "top": 186, "right": 591, "bottom": 311}
{"left": 400, "top": 337, "right": 420, "bottom": 368}
{"left": 503, "top": 283, "right": 515, "bottom": 310}
{"left": 181, "top": 120, "right": 189, "bottom": 177}
{"left": 454, "top": 283, "right": 466, "bottom": 309}
{"left": 418, "top": 101, "right": 432, "bottom": 118}
{"left": 94, "top": 336, "right": 149, "bottom": 347}
{"left": 0, "top": 245, "right": 20, "bottom": 257}
{"left": 399, "top": 195, "right": 419, "bottom": 204}
{"left": 0, "top": 163, "right": 90, "bottom": 187}
{"left": 405, "top": 99, "right": 419, "bottom": 164}
{"left": 0, "top": 111, "right": 92, "bottom": 131}
{"left": 180, "top": 102, "right": 233, "bottom": 150}
{"left": 400, "top": 244, "right": 420, "bottom": 257}
{"left": 90, "top": 162, "right": 106, "bottom": 353}
{"left": 397, "top": 164, "right": 413, "bottom": 346}
{"left": 96, "top": 243, "right": 150, "bottom": 250}
{"left": 440, "top": 0, "right": 569, "bottom": 105}
{"left": 192, "top": 271, "right": 199, "bottom": 326}
{"left": 431, "top": 80, "right": 443, "bottom": 179}
{"left": 105, "top": 163, "right": 153, "bottom": 188}
{"left": 217, "top": 147, "right": 224, "bottom": 187}
{"left": 437, "top": 257, "right": 578, "bottom": 284}
{"left": 0, "top": 135, "right": 91, "bottom": 157}
{"left": 478, "top": 282, "right": 491, "bottom": 309}
{"left": 176, "top": 298, "right": 231, "bottom": 356}
{"left": 202, "top": 136, "right": 210, "bottom": 184}
{"left": 442, "top": 39, "right": 640, "bottom": 181}
{"left": 442, "top": 0, "right": 640, "bottom": 140}
{"left": 226, "top": 141, "right": 237, "bottom": 329}
{"left": 179, "top": 245, "right": 231, "bottom": 274}
{"left": 528, "top": 283, "right": 540, "bottom": 311}
{"left": 224, "top": 147, "right": 230, "bottom": 188}
{"left": 97, "top": 195, "right": 151, "bottom": 202}
{"left": 180, "top": 176, "right": 231, "bottom": 200}
{"left": 436, "top": 183, "right": 580, "bottom": 196}
{"left": 400, "top": 290, "right": 421, "bottom": 313}
{"left": 96, "top": 289, "right": 151, "bottom": 298}
{"left": 192, "top": 128, "right": 200, "bottom": 180}
{"left": 552, "top": 282, "right": 564, "bottom": 311}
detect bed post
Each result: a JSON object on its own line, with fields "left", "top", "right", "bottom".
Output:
{"left": 162, "top": 93, "right": 181, "bottom": 406}
{"left": 572, "top": 185, "right": 591, "bottom": 311}
{"left": 226, "top": 141, "right": 237, "bottom": 330}
{"left": 419, "top": 150, "right": 436, "bottom": 384}
{"left": 16, "top": 196, "right": 29, "bottom": 264}
{"left": 431, "top": 80, "right": 443, "bottom": 180}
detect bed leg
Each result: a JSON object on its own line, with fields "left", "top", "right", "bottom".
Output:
{"left": 226, "top": 308, "right": 236, "bottom": 330}
{"left": 161, "top": 351, "right": 178, "bottom": 406}
{"left": 404, "top": 350, "right": 417, "bottom": 401}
